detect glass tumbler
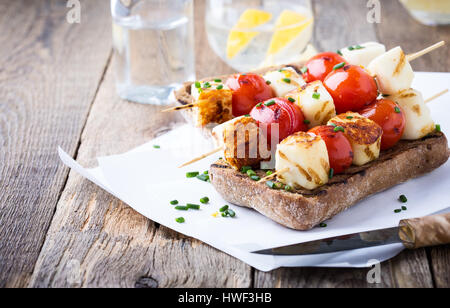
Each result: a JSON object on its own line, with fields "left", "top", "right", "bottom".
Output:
{"left": 111, "top": 0, "right": 195, "bottom": 105}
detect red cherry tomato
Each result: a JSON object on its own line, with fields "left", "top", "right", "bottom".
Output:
{"left": 226, "top": 73, "right": 275, "bottom": 117}
{"left": 250, "top": 98, "right": 307, "bottom": 143}
{"left": 308, "top": 125, "right": 354, "bottom": 174}
{"left": 302, "top": 52, "right": 347, "bottom": 83}
{"left": 359, "top": 99, "right": 406, "bottom": 150}
{"left": 324, "top": 65, "right": 378, "bottom": 114}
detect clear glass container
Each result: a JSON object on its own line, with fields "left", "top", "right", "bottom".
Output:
{"left": 400, "top": 0, "right": 450, "bottom": 25}
{"left": 111, "top": 0, "right": 195, "bottom": 105}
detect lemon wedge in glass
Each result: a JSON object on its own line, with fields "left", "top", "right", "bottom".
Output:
{"left": 227, "top": 9, "right": 272, "bottom": 59}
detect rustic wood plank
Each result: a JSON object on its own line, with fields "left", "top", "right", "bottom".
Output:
{"left": 376, "top": 0, "right": 450, "bottom": 288}
{"left": 29, "top": 0, "right": 252, "bottom": 288}
{"left": 0, "top": 0, "right": 112, "bottom": 288}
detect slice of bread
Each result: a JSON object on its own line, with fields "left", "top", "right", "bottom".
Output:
{"left": 210, "top": 133, "right": 449, "bottom": 230}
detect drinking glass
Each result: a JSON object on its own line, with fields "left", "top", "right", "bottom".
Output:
{"left": 111, "top": 0, "right": 195, "bottom": 105}
{"left": 205, "top": 0, "right": 313, "bottom": 72}
{"left": 400, "top": 0, "right": 450, "bottom": 25}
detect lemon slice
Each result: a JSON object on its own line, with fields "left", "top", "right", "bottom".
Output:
{"left": 227, "top": 9, "right": 272, "bottom": 59}
{"left": 267, "top": 10, "right": 313, "bottom": 56}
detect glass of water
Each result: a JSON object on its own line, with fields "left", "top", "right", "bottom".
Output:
{"left": 111, "top": 0, "right": 195, "bottom": 105}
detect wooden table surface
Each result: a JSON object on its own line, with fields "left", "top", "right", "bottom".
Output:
{"left": 1, "top": 0, "right": 449, "bottom": 288}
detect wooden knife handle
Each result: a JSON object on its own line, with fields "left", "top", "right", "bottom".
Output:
{"left": 399, "top": 212, "right": 450, "bottom": 249}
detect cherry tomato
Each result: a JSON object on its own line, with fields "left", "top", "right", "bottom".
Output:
{"left": 250, "top": 98, "right": 307, "bottom": 143}
{"left": 308, "top": 125, "right": 353, "bottom": 174}
{"left": 302, "top": 52, "right": 347, "bottom": 83}
{"left": 359, "top": 99, "right": 406, "bottom": 150}
{"left": 226, "top": 73, "right": 275, "bottom": 117}
{"left": 324, "top": 65, "right": 378, "bottom": 114}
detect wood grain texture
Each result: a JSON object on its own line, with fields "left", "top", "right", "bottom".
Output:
{"left": 29, "top": 0, "right": 252, "bottom": 288}
{"left": 0, "top": 0, "right": 112, "bottom": 288}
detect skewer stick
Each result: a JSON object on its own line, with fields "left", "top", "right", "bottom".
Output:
{"left": 407, "top": 41, "right": 445, "bottom": 62}
{"left": 258, "top": 167, "right": 290, "bottom": 183}
{"left": 162, "top": 103, "right": 199, "bottom": 113}
{"left": 425, "top": 89, "right": 449, "bottom": 104}
{"left": 178, "top": 147, "right": 224, "bottom": 168}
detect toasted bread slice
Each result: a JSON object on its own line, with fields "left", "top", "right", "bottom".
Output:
{"left": 210, "top": 133, "right": 449, "bottom": 230}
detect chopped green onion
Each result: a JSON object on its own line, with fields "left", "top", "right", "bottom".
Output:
{"left": 282, "top": 78, "right": 291, "bottom": 84}
{"left": 402, "top": 206, "right": 408, "bottom": 211}
{"left": 329, "top": 168, "right": 334, "bottom": 179}
{"left": 266, "top": 181, "right": 280, "bottom": 189}
{"left": 256, "top": 103, "right": 262, "bottom": 108}
{"left": 187, "top": 203, "right": 200, "bottom": 210}
{"left": 312, "top": 92, "right": 321, "bottom": 99}
{"left": 266, "top": 80, "right": 272, "bottom": 85}
{"left": 170, "top": 200, "right": 179, "bottom": 205}
{"left": 266, "top": 170, "right": 273, "bottom": 176}
{"left": 203, "top": 170, "right": 209, "bottom": 175}
{"left": 220, "top": 205, "right": 229, "bottom": 212}
{"left": 195, "top": 81, "right": 201, "bottom": 88}
{"left": 200, "top": 197, "right": 209, "bottom": 204}
{"left": 214, "top": 79, "right": 222, "bottom": 83}
{"left": 337, "top": 50, "right": 343, "bottom": 56}
{"left": 216, "top": 85, "right": 224, "bottom": 90}
{"left": 176, "top": 217, "right": 185, "bottom": 223}
{"left": 399, "top": 195, "right": 408, "bottom": 203}
{"left": 333, "top": 62, "right": 346, "bottom": 70}
{"left": 288, "top": 97, "right": 296, "bottom": 103}
{"left": 346, "top": 116, "right": 354, "bottom": 119}
{"left": 250, "top": 175, "right": 261, "bottom": 181}
{"left": 244, "top": 114, "right": 251, "bottom": 117}
{"left": 222, "top": 212, "right": 229, "bottom": 217}
{"left": 247, "top": 169, "right": 257, "bottom": 177}
{"left": 196, "top": 174, "right": 210, "bottom": 182}
{"left": 203, "top": 82, "right": 211, "bottom": 88}
{"left": 334, "top": 126, "right": 345, "bottom": 133}
{"left": 153, "top": 145, "right": 161, "bottom": 149}
{"left": 186, "top": 171, "right": 199, "bottom": 178}
{"left": 241, "top": 166, "right": 253, "bottom": 173}
{"left": 264, "top": 100, "right": 276, "bottom": 107}
{"left": 436, "top": 124, "right": 441, "bottom": 132}
{"left": 175, "top": 206, "right": 189, "bottom": 211}
{"left": 304, "top": 119, "right": 311, "bottom": 125}
{"left": 355, "top": 45, "right": 365, "bottom": 50}
{"left": 394, "top": 209, "right": 402, "bottom": 213}
{"left": 284, "top": 185, "right": 292, "bottom": 192}
{"left": 348, "top": 46, "right": 355, "bottom": 51}
{"left": 227, "top": 209, "right": 236, "bottom": 218}
{"left": 394, "top": 107, "right": 401, "bottom": 113}
{"left": 319, "top": 223, "right": 328, "bottom": 228}
{"left": 330, "top": 123, "right": 337, "bottom": 127}
{"left": 301, "top": 67, "right": 308, "bottom": 74}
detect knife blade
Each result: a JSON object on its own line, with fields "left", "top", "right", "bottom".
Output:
{"left": 253, "top": 212, "right": 450, "bottom": 256}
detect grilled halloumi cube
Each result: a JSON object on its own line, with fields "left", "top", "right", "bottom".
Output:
{"left": 286, "top": 81, "right": 336, "bottom": 128}
{"left": 212, "top": 116, "right": 247, "bottom": 148}
{"left": 390, "top": 89, "right": 435, "bottom": 140}
{"left": 328, "top": 113, "right": 383, "bottom": 166}
{"left": 368, "top": 46, "right": 414, "bottom": 95}
{"left": 276, "top": 132, "right": 330, "bottom": 190}
{"left": 263, "top": 67, "right": 306, "bottom": 97}
{"left": 339, "top": 42, "right": 386, "bottom": 68}
{"left": 191, "top": 80, "right": 230, "bottom": 101}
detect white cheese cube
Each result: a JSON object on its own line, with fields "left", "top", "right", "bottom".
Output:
{"left": 276, "top": 132, "right": 330, "bottom": 190}
{"left": 328, "top": 112, "right": 382, "bottom": 166}
{"left": 263, "top": 67, "right": 306, "bottom": 97}
{"left": 339, "top": 42, "right": 386, "bottom": 68}
{"left": 390, "top": 89, "right": 435, "bottom": 140}
{"left": 211, "top": 116, "right": 247, "bottom": 148}
{"left": 368, "top": 46, "right": 414, "bottom": 95}
{"left": 286, "top": 81, "right": 336, "bottom": 128}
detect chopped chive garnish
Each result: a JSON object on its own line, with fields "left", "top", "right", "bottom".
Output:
{"left": 334, "top": 126, "right": 345, "bottom": 133}
{"left": 319, "top": 223, "right": 328, "bottom": 228}
{"left": 266, "top": 181, "right": 278, "bottom": 189}
{"left": 153, "top": 145, "right": 161, "bottom": 149}
{"left": 288, "top": 97, "right": 296, "bottom": 103}
{"left": 304, "top": 119, "right": 311, "bottom": 125}
{"left": 337, "top": 50, "right": 343, "bottom": 56}
{"left": 284, "top": 185, "right": 292, "bottom": 192}
{"left": 399, "top": 195, "right": 408, "bottom": 203}
{"left": 301, "top": 67, "right": 308, "bottom": 74}
{"left": 247, "top": 169, "right": 257, "bottom": 177}
{"left": 266, "top": 170, "right": 273, "bottom": 176}
{"left": 175, "top": 206, "right": 189, "bottom": 211}
{"left": 264, "top": 100, "right": 276, "bottom": 107}
{"left": 186, "top": 171, "right": 199, "bottom": 178}
{"left": 227, "top": 209, "right": 236, "bottom": 218}
{"left": 170, "top": 200, "right": 179, "bottom": 205}
{"left": 394, "top": 107, "right": 401, "bottom": 113}
{"left": 394, "top": 209, "right": 402, "bottom": 213}
{"left": 282, "top": 78, "right": 291, "bottom": 84}
{"left": 330, "top": 123, "right": 337, "bottom": 127}
{"left": 216, "top": 85, "right": 224, "bottom": 90}
{"left": 266, "top": 80, "right": 272, "bottom": 85}
{"left": 355, "top": 45, "right": 365, "bottom": 50}
{"left": 333, "top": 62, "right": 346, "bottom": 70}
{"left": 196, "top": 174, "right": 210, "bottom": 182}
{"left": 220, "top": 205, "right": 229, "bottom": 212}
{"left": 256, "top": 103, "right": 262, "bottom": 108}
{"left": 214, "top": 79, "right": 222, "bottom": 83}
{"left": 204, "top": 170, "right": 209, "bottom": 175}
{"left": 436, "top": 124, "right": 441, "bottom": 132}
{"left": 241, "top": 166, "right": 252, "bottom": 173}
{"left": 250, "top": 175, "right": 261, "bottom": 181}
{"left": 195, "top": 81, "right": 201, "bottom": 88}
{"left": 200, "top": 197, "right": 209, "bottom": 204}
{"left": 348, "top": 46, "right": 355, "bottom": 51}
{"left": 402, "top": 206, "right": 408, "bottom": 211}
{"left": 222, "top": 212, "right": 229, "bottom": 217}
{"left": 312, "top": 92, "right": 320, "bottom": 99}
{"left": 176, "top": 217, "right": 185, "bottom": 223}
{"left": 244, "top": 114, "right": 251, "bottom": 117}
{"left": 329, "top": 168, "right": 334, "bottom": 179}
{"left": 187, "top": 203, "right": 200, "bottom": 210}
{"left": 346, "top": 116, "right": 354, "bottom": 119}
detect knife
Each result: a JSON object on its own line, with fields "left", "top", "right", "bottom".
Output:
{"left": 253, "top": 212, "right": 450, "bottom": 255}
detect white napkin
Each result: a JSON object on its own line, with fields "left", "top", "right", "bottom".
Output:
{"left": 59, "top": 72, "right": 450, "bottom": 272}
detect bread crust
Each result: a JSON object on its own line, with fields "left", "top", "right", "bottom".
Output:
{"left": 210, "top": 133, "right": 449, "bottom": 230}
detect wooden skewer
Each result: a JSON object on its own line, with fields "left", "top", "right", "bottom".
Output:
{"left": 162, "top": 103, "right": 199, "bottom": 113}
{"left": 425, "top": 89, "right": 449, "bottom": 104}
{"left": 407, "top": 41, "right": 445, "bottom": 62}
{"left": 178, "top": 146, "right": 224, "bottom": 168}
{"left": 258, "top": 167, "right": 290, "bottom": 183}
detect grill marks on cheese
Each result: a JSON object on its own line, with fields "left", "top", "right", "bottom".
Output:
{"left": 393, "top": 50, "right": 406, "bottom": 76}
